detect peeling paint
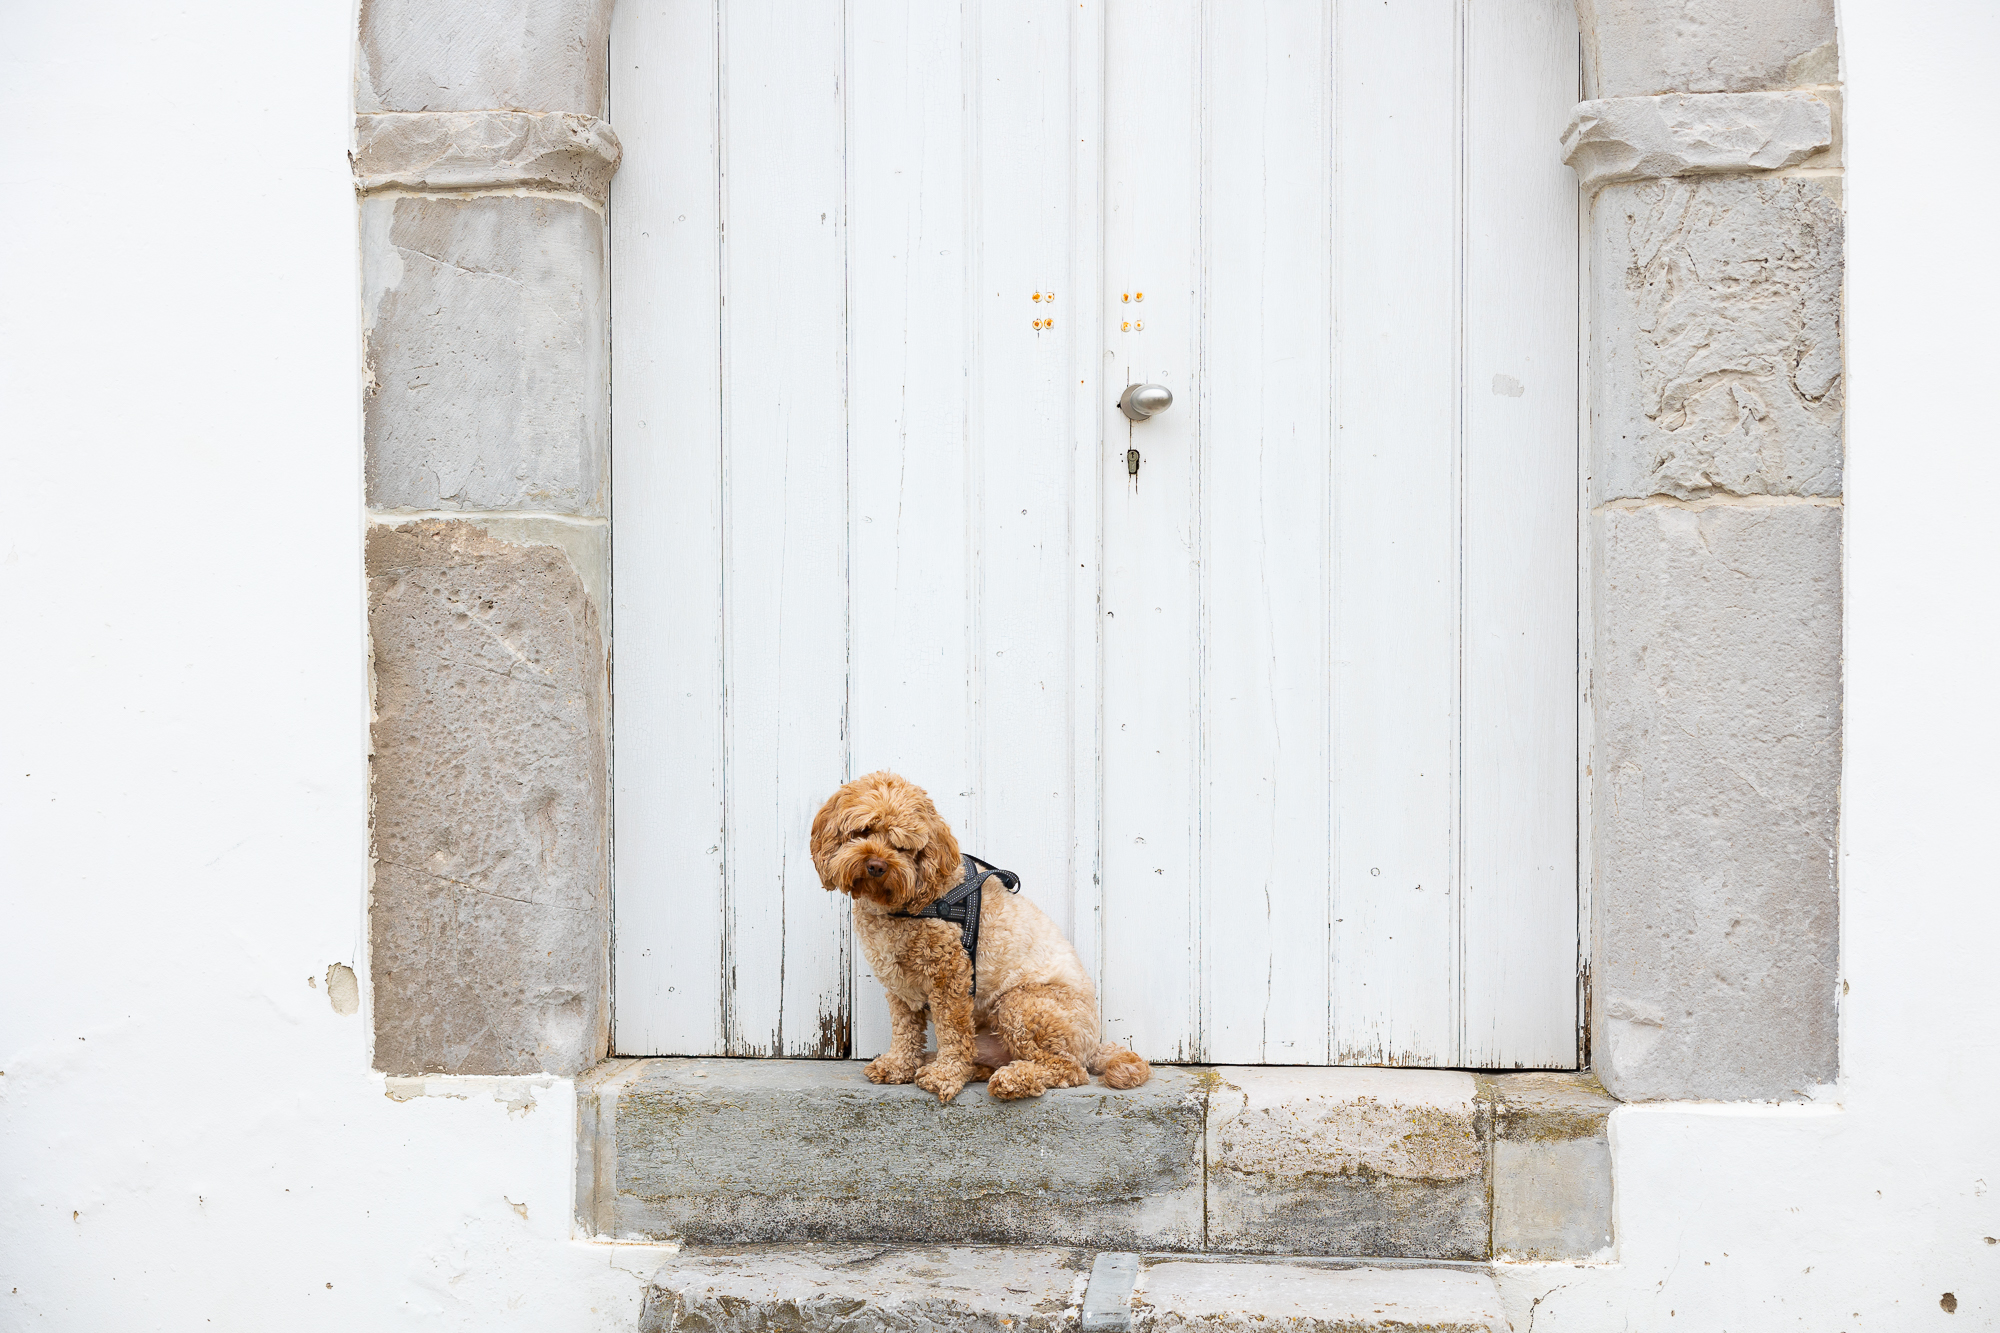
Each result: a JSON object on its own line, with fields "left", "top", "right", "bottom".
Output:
{"left": 325, "top": 963, "right": 360, "bottom": 1016}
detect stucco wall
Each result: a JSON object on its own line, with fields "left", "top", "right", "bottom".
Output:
{"left": 2, "top": 1, "right": 1997, "bottom": 1329}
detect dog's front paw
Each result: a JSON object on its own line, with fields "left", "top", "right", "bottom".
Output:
{"left": 914, "top": 1059, "right": 975, "bottom": 1104}
{"left": 987, "top": 1062, "right": 1050, "bottom": 1101}
{"left": 864, "top": 1053, "right": 921, "bottom": 1085}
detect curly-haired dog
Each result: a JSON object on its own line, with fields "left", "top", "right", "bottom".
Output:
{"left": 811, "top": 771, "right": 1152, "bottom": 1104}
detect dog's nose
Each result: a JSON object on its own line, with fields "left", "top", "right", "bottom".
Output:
{"left": 865, "top": 859, "right": 888, "bottom": 879}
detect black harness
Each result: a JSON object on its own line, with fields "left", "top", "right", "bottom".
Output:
{"left": 890, "top": 853, "right": 1020, "bottom": 995}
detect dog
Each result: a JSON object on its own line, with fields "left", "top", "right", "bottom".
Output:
{"left": 810, "top": 771, "right": 1152, "bottom": 1104}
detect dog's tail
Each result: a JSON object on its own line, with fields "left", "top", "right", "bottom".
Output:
{"left": 1086, "top": 1040, "right": 1152, "bottom": 1090}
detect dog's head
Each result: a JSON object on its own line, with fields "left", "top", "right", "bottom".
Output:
{"left": 810, "top": 771, "right": 963, "bottom": 913}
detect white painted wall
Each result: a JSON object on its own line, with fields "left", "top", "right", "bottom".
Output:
{"left": 0, "top": 1, "right": 1992, "bottom": 1329}
{"left": 0, "top": 3, "right": 670, "bottom": 1328}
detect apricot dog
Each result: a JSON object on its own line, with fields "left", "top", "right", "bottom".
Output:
{"left": 811, "top": 771, "right": 1151, "bottom": 1103}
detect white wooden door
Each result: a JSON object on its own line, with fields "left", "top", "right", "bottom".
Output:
{"left": 610, "top": 0, "right": 1580, "bottom": 1069}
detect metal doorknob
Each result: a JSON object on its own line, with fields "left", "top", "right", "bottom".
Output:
{"left": 1118, "top": 383, "right": 1173, "bottom": 422}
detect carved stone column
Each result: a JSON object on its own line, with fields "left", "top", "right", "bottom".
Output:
{"left": 354, "top": 0, "right": 618, "bottom": 1076}
{"left": 1569, "top": 0, "right": 1844, "bottom": 1101}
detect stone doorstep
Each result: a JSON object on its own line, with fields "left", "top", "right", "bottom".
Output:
{"left": 579, "top": 1060, "right": 1614, "bottom": 1261}
{"left": 637, "top": 1245, "right": 1510, "bottom": 1333}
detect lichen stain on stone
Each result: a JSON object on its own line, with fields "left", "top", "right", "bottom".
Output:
{"left": 1216, "top": 1097, "right": 1482, "bottom": 1183}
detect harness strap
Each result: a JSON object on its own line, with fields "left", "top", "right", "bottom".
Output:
{"left": 889, "top": 853, "right": 1020, "bottom": 995}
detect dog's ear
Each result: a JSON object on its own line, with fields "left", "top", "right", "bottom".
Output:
{"left": 809, "top": 788, "right": 845, "bottom": 889}
{"left": 914, "top": 797, "right": 963, "bottom": 900}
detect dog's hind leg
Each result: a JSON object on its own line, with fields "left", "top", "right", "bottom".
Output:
{"left": 986, "top": 983, "right": 1094, "bottom": 1101}
{"left": 1086, "top": 1040, "right": 1152, "bottom": 1089}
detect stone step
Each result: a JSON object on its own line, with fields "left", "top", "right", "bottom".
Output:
{"left": 578, "top": 1058, "right": 1614, "bottom": 1260}
{"left": 1124, "top": 1255, "right": 1508, "bottom": 1333}
{"left": 636, "top": 1246, "right": 1509, "bottom": 1333}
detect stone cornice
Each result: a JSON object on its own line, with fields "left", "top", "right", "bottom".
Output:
{"left": 1562, "top": 90, "right": 1831, "bottom": 190}
{"left": 352, "top": 111, "right": 622, "bottom": 202}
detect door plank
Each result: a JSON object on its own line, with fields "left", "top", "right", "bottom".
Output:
{"left": 1066, "top": 0, "right": 1108, "bottom": 998}
{"left": 1098, "top": 0, "right": 1203, "bottom": 1062}
{"left": 1459, "top": 0, "right": 1580, "bottom": 1068}
{"left": 1329, "top": 0, "right": 1462, "bottom": 1066}
{"left": 718, "top": 0, "right": 851, "bottom": 1056}
{"left": 608, "top": 0, "right": 726, "bottom": 1056}
{"left": 1198, "top": 0, "right": 1335, "bottom": 1065}
{"left": 844, "top": 0, "right": 975, "bottom": 1059}
{"left": 972, "top": 0, "right": 1086, "bottom": 952}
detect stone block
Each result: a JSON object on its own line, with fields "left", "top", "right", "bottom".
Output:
{"left": 638, "top": 1245, "right": 1089, "bottom": 1333}
{"left": 1084, "top": 1253, "right": 1141, "bottom": 1331}
{"left": 356, "top": 0, "right": 611, "bottom": 116}
{"left": 353, "top": 111, "right": 622, "bottom": 202}
{"left": 363, "top": 193, "right": 607, "bottom": 515}
{"left": 1562, "top": 92, "right": 1831, "bottom": 190}
{"left": 368, "top": 520, "right": 608, "bottom": 1075}
{"left": 1592, "top": 500, "right": 1841, "bottom": 1101}
{"left": 1131, "top": 1259, "right": 1506, "bottom": 1333}
{"left": 1204, "top": 1069, "right": 1487, "bottom": 1260}
{"left": 1476, "top": 1074, "right": 1616, "bottom": 1260}
{"left": 582, "top": 1059, "right": 1207, "bottom": 1249}
{"left": 1578, "top": 0, "right": 1837, "bottom": 99}
{"left": 1591, "top": 176, "right": 1843, "bottom": 502}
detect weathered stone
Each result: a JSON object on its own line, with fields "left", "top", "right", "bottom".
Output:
{"left": 457, "top": 513, "right": 608, "bottom": 649}
{"left": 356, "top": 0, "right": 612, "bottom": 115}
{"left": 1492, "top": 1140, "right": 1613, "bottom": 1262}
{"left": 582, "top": 1059, "right": 1206, "bottom": 1249}
{"left": 1204, "top": 1069, "right": 1487, "bottom": 1259}
{"left": 1084, "top": 1254, "right": 1142, "bottom": 1332}
{"left": 1475, "top": 1072, "right": 1615, "bottom": 1144}
{"left": 1592, "top": 500, "right": 1841, "bottom": 1101}
{"left": 1591, "top": 176, "right": 1843, "bottom": 502}
{"left": 353, "top": 111, "right": 622, "bottom": 201}
{"left": 1562, "top": 92, "right": 1831, "bottom": 190}
{"left": 1475, "top": 1074, "right": 1616, "bottom": 1260}
{"left": 1577, "top": 0, "right": 1837, "bottom": 98}
{"left": 1131, "top": 1259, "right": 1506, "bottom": 1333}
{"left": 367, "top": 520, "right": 608, "bottom": 1075}
{"left": 639, "top": 1245, "right": 1089, "bottom": 1333}
{"left": 363, "top": 193, "right": 607, "bottom": 514}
